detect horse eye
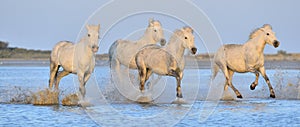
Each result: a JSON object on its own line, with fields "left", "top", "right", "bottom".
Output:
{"left": 266, "top": 33, "right": 270, "bottom": 36}
{"left": 185, "top": 37, "right": 188, "bottom": 39}
{"left": 88, "top": 34, "right": 91, "bottom": 37}
{"left": 154, "top": 30, "right": 157, "bottom": 32}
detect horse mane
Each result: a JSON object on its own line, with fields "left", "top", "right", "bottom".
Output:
{"left": 249, "top": 28, "right": 262, "bottom": 39}
{"left": 169, "top": 29, "right": 184, "bottom": 44}
{"left": 183, "top": 26, "right": 193, "bottom": 33}
{"left": 148, "top": 20, "right": 161, "bottom": 27}
{"left": 262, "top": 24, "right": 272, "bottom": 30}
{"left": 249, "top": 24, "right": 272, "bottom": 40}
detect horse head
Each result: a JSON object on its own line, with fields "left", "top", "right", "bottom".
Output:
{"left": 147, "top": 18, "right": 166, "bottom": 46}
{"left": 86, "top": 24, "right": 100, "bottom": 53}
{"left": 180, "top": 26, "right": 197, "bottom": 54}
{"left": 261, "top": 24, "right": 280, "bottom": 48}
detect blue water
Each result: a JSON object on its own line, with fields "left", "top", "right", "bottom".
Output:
{"left": 1, "top": 66, "right": 300, "bottom": 126}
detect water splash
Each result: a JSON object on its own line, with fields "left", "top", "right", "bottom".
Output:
{"left": 32, "top": 88, "right": 59, "bottom": 105}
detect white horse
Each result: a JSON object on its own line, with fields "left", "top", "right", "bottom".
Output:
{"left": 108, "top": 18, "right": 166, "bottom": 70}
{"left": 135, "top": 27, "right": 197, "bottom": 99}
{"left": 212, "top": 24, "right": 280, "bottom": 98}
{"left": 49, "top": 24, "right": 100, "bottom": 99}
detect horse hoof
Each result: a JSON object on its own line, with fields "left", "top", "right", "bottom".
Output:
{"left": 237, "top": 95, "right": 243, "bottom": 98}
{"left": 136, "top": 95, "right": 153, "bottom": 104}
{"left": 171, "top": 98, "right": 187, "bottom": 104}
{"left": 270, "top": 94, "right": 276, "bottom": 98}
{"left": 177, "top": 93, "right": 183, "bottom": 98}
{"left": 250, "top": 84, "right": 255, "bottom": 90}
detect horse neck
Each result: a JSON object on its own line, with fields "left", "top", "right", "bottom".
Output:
{"left": 138, "top": 30, "right": 155, "bottom": 45}
{"left": 244, "top": 35, "right": 266, "bottom": 55}
{"left": 77, "top": 37, "right": 94, "bottom": 57}
{"left": 166, "top": 39, "right": 185, "bottom": 60}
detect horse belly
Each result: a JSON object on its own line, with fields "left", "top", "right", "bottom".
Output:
{"left": 223, "top": 46, "right": 247, "bottom": 72}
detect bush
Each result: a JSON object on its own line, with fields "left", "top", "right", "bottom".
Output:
{"left": 0, "top": 41, "right": 8, "bottom": 49}
{"left": 277, "top": 50, "right": 287, "bottom": 55}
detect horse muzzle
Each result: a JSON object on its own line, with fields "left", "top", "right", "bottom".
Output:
{"left": 92, "top": 45, "right": 99, "bottom": 53}
{"left": 160, "top": 39, "right": 166, "bottom": 46}
{"left": 273, "top": 40, "right": 280, "bottom": 48}
{"left": 191, "top": 47, "right": 197, "bottom": 54}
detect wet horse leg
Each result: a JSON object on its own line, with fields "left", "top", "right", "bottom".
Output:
{"left": 169, "top": 68, "right": 183, "bottom": 98}
{"left": 83, "top": 72, "right": 92, "bottom": 84}
{"left": 226, "top": 69, "right": 243, "bottom": 98}
{"left": 138, "top": 66, "right": 147, "bottom": 93}
{"left": 259, "top": 67, "right": 275, "bottom": 98}
{"left": 55, "top": 70, "right": 70, "bottom": 90}
{"left": 145, "top": 69, "right": 153, "bottom": 90}
{"left": 49, "top": 62, "right": 59, "bottom": 89}
{"left": 250, "top": 73, "right": 259, "bottom": 90}
{"left": 77, "top": 71, "right": 87, "bottom": 99}
{"left": 176, "top": 73, "right": 183, "bottom": 98}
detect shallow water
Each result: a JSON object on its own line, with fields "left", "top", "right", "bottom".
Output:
{"left": 1, "top": 65, "right": 300, "bottom": 126}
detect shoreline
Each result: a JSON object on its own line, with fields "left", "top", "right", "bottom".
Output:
{"left": 1, "top": 59, "right": 300, "bottom": 70}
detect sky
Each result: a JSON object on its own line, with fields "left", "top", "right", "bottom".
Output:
{"left": 0, "top": 0, "right": 299, "bottom": 54}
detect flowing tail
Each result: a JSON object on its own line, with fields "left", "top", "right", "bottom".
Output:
{"left": 108, "top": 40, "right": 119, "bottom": 62}
{"left": 211, "top": 62, "right": 219, "bottom": 81}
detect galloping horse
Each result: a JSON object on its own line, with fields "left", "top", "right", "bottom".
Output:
{"left": 135, "top": 27, "right": 197, "bottom": 100}
{"left": 109, "top": 18, "right": 166, "bottom": 71}
{"left": 212, "top": 24, "right": 280, "bottom": 98}
{"left": 49, "top": 24, "right": 100, "bottom": 99}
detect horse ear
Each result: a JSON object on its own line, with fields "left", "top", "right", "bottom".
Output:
{"left": 262, "top": 24, "right": 272, "bottom": 30}
{"left": 98, "top": 24, "right": 101, "bottom": 30}
{"left": 148, "top": 18, "right": 154, "bottom": 27}
{"left": 183, "top": 26, "right": 193, "bottom": 33}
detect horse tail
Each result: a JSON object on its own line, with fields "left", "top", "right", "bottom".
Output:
{"left": 211, "top": 62, "right": 219, "bottom": 81}
{"left": 108, "top": 40, "right": 119, "bottom": 62}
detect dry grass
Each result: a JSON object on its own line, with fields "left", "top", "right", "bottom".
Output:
{"left": 32, "top": 88, "right": 59, "bottom": 105}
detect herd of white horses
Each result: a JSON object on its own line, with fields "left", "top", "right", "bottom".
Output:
{"left": 48, "top": 18, "right": 280, "bottom": 103}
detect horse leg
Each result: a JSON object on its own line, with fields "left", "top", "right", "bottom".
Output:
{"left": 83, "top": 72, "right": 92, "bottom": 83}
{"left": 176, "top": 71, "right": 183, "bottom": 98}
{"left": 138, "top": 66, "right": 147, "bottom": 93}
{"left": 219, "top": 64, "right": 229, "bottom": 91}
{"left": 169, "top": 68, "right": 183, "bottom": 98}
{"left": 226, "top": 69, "right": 243, "bottom": 98}
{"left": 49, "top": 62, "right": 59, "bottom": 89}
{"left": 259, "top": 67, "right": 275, "bottom": 98}
{"left": 77, "top": 71, "right": 86, "bottom": 99}
{"left": 250, "top": 73, "right": 259, "bottom": 90}
{"left": 145, "top": 69, "right": 153, "bottom": 90}
{"left": 55, "top": 70, "right": 70, "bottom": 90}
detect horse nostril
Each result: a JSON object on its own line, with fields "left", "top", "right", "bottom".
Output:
{"left": 160, "top": 39, "right": 166, "bottom": 46}
{"left": 273, "top": 40, "right": 280, "bottom": 48}
{"left": 92, "top": 45, "right": 99, "bottom": 50}
{"left": 191, "top": 47, "right": 197, "bottom": 54}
